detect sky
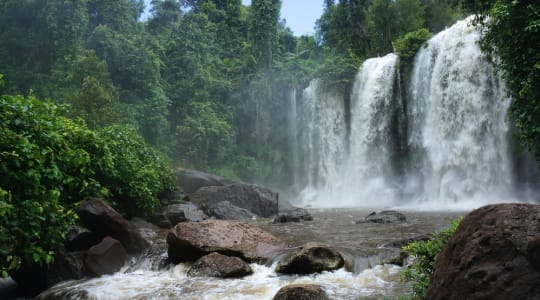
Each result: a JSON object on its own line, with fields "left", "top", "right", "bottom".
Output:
{"left": 142, "top": 0, "right": 324, "bottom": 36}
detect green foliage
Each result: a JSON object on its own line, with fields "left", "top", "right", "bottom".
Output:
{"left": 402, "top": 218, "right": 462, "bottom": 299}
{"left": 98, "top": 125, "right": 176, "bottom": 216}
{"left": 0, "top": 94, "right": 176, "bottom": 275}
{"left": 464, "top": 0, "right": 540, "bottom": 162}
{"left": 394, "top": 29, "right": 432, "bottom": 61}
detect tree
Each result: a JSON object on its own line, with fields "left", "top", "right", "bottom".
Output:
{"left": 249, "top": 0, "right": 282, "bottom": 69}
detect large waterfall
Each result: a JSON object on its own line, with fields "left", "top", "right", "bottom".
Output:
{"left": 292, "top": 17, "right": 535, "bottom": 210}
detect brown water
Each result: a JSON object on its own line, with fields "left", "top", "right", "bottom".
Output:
{"left": 36, "top": 208, "right": 466, "bottom": 300}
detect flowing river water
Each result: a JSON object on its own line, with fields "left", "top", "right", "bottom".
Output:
{"left": 35, "top": 209, "right": 465, "bottom": 300}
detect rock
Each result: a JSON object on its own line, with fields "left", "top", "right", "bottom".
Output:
{"left": 77, "top": 198, "right": 149, "bottom": 253}
{"left": 188, "top": 184, "right": 278, "bottom": 217}
{"left": 380, "top": 234, "right": 433, "bottom": 248}
{"left": 426, "top": 203, "right": 540, "bottom": 300}
{"left": 148, "top": 212, "right": 172, "bottom": 229}
{"left": 85, "top": 237, "right": 127, "bottom": 276}
{"left": 9, "top": 250, "right": 87, "bottom": 297}
{"left": 276, "top": 242, "right": 344, "bottom": 274}
{"left": 208, "top": 201, "right": 257, "bottom": 220}
{"left": 356, "top": 210, "right": 406, "bottom": 224}
{"left": 64, "top": 226, "right": 103, "bottom": 251}
{"left": 176, "top": 169, "right": 235, "bottom": 193}
{"left": 272, "top": 208, "right": 313, "bottom": 223}
{"left": 273, "top": 284, "right": 329, "bottom": 300}
{"left": 167, "top": 220, "right": 288, "bottom": 263}
{"left": 187, "top": 252, "right": 253, "bottom": 278}
{"left": 164, "top": 201, "right": 207, "bottom": 223}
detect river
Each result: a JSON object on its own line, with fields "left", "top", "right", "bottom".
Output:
{"left": 36, "top": 208, "right": 464, "bottom": 300}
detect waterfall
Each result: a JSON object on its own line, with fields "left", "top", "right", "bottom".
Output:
{"left": 292, "top": 17, "right": 526, "bottom": 209}
{"left": 296, "top": 79, "right": 347, "bottom": 204}
{"left": 407, "top": 17, "right": 513, "bottom": 208}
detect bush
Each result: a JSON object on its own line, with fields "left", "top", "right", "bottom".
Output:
{"left": 97, "top": 125, "right": 176, "bottom": 216}
{"left": 402, "top": 218, "right": 462, "bottom": 299}
{"left": 0, "top": 94, "right": 175, "bottom": 276}
{"left": 393, "top": 29, "right": 432, "bottom": 62}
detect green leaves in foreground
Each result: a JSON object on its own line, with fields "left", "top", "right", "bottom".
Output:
{"left": 0, "top": 94, "right": 175, "bottom": 275}
{"left": 402, "top": 218, "right": 462, "bottom": 299}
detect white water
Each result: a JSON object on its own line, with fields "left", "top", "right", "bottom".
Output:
{"left": 37, "top": 261, "right": 404, "bottom": 300}
{"left": 294, "top": 17, "right": 520, "bottom": 210}
{"left": 407, "top": 17, "right": 513, "bottom": 209}
{"left": 296, "top": 79, "right": 347, "bottom": 202}
{"left": 299, "top": 54, "right": 401, "bottom": 207}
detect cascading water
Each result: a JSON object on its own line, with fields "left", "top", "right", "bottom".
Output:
{"left": 296, "top": 79, "right": 347, "bottom": 203}
{"left": 294, "top": 17, "right": 523, "bottom": 209}
{"left": 407, "top": 17, "right": 513, "bottom": 208}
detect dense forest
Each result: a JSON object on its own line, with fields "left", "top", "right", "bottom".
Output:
{"left": 0, "top": 0, "right": 538, "bottom": 279}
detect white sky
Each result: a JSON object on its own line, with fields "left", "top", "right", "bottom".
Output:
{"left": 142, "top": 0, "right": 324, "bottom": 36}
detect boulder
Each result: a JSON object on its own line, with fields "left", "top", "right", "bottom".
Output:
{"left": 273, "top": 284, "right": 329, "bottom": 300}
{"left": 356, "top": 210, "right": 406, "bottom": 224}
{"left": 164, "top": 202, "right": 207, "bottom": 223}
{"left": 176, "top": 169, "right": 235, "bottom": 193}
{"left": 85, "top": 237, "right": 127, "bottom": 276}
{"left": 64, "top": 226, "right": 103, "bottom": 251}
{"left": 9, "top": 250, "right": 86, "bottom": 297}
{"left": 426, "top": 203, "right": 540, "bottom": 299}
{"left": 167, "top": 220, "right": 288, "bottom": 263}
{"left": 187, "top": 252, "right": 253, "bottom": 278}
{"left": 208, "top": 201, "right": 257, "bottom": 220}
{"left": 148, "top": 212, "right": 172, "bottom": 229}
{"left": 77, "top": 198, "right": 149, "bottom": 253}
{"left": 188, "top": 184, "right": 278, "bottom": 217}
{"left": 272, "top": 208, "right": 313, "bottom": 223}
{"left": 276, "top": 242, "right": 344, "bottom": 274}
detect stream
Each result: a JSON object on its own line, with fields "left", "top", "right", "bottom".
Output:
{"left": 36, "top": 208, "right": 465, "bottom": 300}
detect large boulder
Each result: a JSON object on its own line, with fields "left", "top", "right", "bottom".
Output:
{"left": 167, "top": 220, "right": 288, "bottom": 263}
{"left": 275, "top": 242, "right": 344, "bottom": 274}
{"left": 273, "top": 284, "right": 329, "bottom": 300}
{"left": 426, "top": 203, "right": 540, "bottom": 299}
{"left": 272, "top": 208, "right": 313, "bottom": 223}
{"left": 77, "top": 198, "right": 149, "bottom": 253}
{"left": 208, "top": 201, "right": 257, "bottom": 220}
{"left": 187, "top": 252, "right": 253, "bottom": 278}
{"left": 85, "top": 237, "right": 127, "bottom": 276}
{"left": 356, "top": 210, "right": 406, "bottom": 224}
{"left": 176, "top": 169, "right": 235, "bottom": 193}
{"left": 188, "top": 184, "right": 279, "bottom": 217}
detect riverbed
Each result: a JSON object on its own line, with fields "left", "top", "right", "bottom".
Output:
{"left": 36, "top": 208, "right": 465, "bottom": 300}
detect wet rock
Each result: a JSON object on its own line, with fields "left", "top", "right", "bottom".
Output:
{"left": 380, "top": 234, "right": 433, "bottom": 248}
{"left": 85, "top": 237, "right": 127, "bottom": 276}
{"left": 164, "top": 201, "right": 207, "bottom": 223}
{"left": 188, "top": 184, "right": 278, "bottom": 217}
{"left": 148, "top": 212, "right": 172, "bottom": 229}
{"left": 64, "top": 226, "right": 103, "bottom": 251}
{"left": 9, "top": 250, "right": 87, "bottom": 297}
{"left": 176, "top": 169, "right": 235, "bottom": 193}
{"left": 356, "top": 210, "right": 406, "bottom": 224}
{"left": 272, "top": 208, "right": 313, "bottom": 223}
{"left": 426, "top": 203, "right": 540, "bottom": 299}
{"left": 273, "top": 284, "right": 329, "bottom": 300}
{"left": 77, "top": 198, "right": 149, "bottom": 253}
{"left": 187, "top": 252, "right": 253, "bottom": 278}
{"left": 167, "top": 220, "right": 288, "bottom": 263}
{"left": 208, "top": 201, "right": 257, "bottom": 220}
{"left": 276, "top": 242, "right": 344, "bottom": 274}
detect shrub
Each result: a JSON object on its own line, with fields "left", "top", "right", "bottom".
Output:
{"left": 393, "top": 29, "right": 432, "bottom": 62}
{"left": 97, "top": 125, "right": 176, "bottom": 216}
{"left": 0, "top": 94, "right": 175, "bottom": 276}
{"left": 402, "top": 217, "right": 462, "bottom": 299}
